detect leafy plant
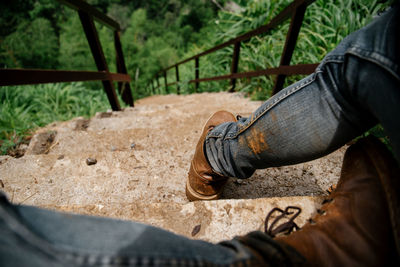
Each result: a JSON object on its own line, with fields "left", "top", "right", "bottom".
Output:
{"left": 1, "top": 18, "right": 59, "bottom": 68}
{"left": 0, "top": 83, "right": 109, "bottom": 154}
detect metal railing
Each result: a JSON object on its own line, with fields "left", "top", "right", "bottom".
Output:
{"left": 0, "top": 0, "right": 133, "bottom": 111}
{"left": 151, "top": 0, "right": 318, "bottom": 96}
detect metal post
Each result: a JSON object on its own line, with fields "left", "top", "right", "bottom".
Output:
{"left": 272, "top": 3, "right": 307, "bottom": 95}
{"left": 78, "top": 11, "right": 120, "bottom": 111}
{"left": 164, "top": 71, "right": 169, "bottom": 94}
{"left": 195, "top": 57, "right": 199, "bottom": 92}
{"left": 229, "top": 41, "right": 241, "bottom": 93}
{"left": 175, "top": 65, "right": 180, "bottom": 95}
{"left": 114, "top": 31, "right": 134, "bottom": 106}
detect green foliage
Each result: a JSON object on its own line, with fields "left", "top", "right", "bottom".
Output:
{"left": 58, "top": 10, "right": 96, "bottom": 71}
{"left": 0, "top": 0, "right": 62, "bottom": 68}
{"left": 98, "top": 24, "right": 116, "bottom": 72}
{"left": 1, "top": 18, "right": 59, "bottom": 68}
{"left": 0, "top": 0, "right": 34, "bottom": 37}
{"left": 0, "top": 83, "right": 109, "bottom": 154}
{"left": 366, "top": 124, "right": 391, "bottom": 150}
{"left": 121, "top": 8, "right": 183, "bottom": 99}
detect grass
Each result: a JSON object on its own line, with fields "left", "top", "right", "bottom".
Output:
{"left": 0, "top": 82, "right": 110, "bottom": 154}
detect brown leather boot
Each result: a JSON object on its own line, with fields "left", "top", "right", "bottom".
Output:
{"left": 272, "top": 137, "right": 400, "bottom": 266}
{"left": 186, "top": 111, "right": 236, "bottom": 201}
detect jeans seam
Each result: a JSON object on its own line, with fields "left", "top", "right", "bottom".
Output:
{"left": 225, "top": 72, "right": 320, "bottom": 139}
{"left": 346, "top": 49, "right": 400, "bottom": 81}
{"left": 69, "top": 255, "right": 254, "bottom": 266}
{"left": 322, "top": 55, "right": 344, "bottom": 64}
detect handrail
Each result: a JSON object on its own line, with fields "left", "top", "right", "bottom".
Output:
{"left": 152, "top": 0, "right": 317, "bottom": 96}
{"left": 58, "top": 0, "right": 120, "bottom": 30}
{"left": 0, "top": 0, "right": 133, "bottom": 111}
{"left": 164, "top": 0, "right": 314, "bottom": 71}
{"left": 0, "top": 69, "right": 130, "bottom": 86}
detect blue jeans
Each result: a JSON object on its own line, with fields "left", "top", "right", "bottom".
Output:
{"left": 206, "top": 3, "right": 400, "bottom": 179}
{"left": 1, "top": 4, "right": 399, "bottom": 267}
{"left": 0, "top": 193, "right": 303, "bottom": 266}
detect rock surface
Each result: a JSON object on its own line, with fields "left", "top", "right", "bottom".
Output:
{"left": 0, "top": 92, "right": 345, "bottom": 242}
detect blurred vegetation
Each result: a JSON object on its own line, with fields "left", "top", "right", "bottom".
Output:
{"left": 0, "top": 83, "right": 109, "bottom": 154}
{"left": 0, "top": 0, "right": 393, "bottom": 154}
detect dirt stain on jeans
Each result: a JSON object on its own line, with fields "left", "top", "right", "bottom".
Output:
{"left": 244, "top": 127, "right": 269, "bottom": 155}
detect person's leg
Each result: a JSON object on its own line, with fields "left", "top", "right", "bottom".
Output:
{"left": 205, "top": 4, "right": 400, "bottom": 179}
{"left": 0, "top": 192, "right": 304, "bottom": 266}
{"left": 249, "top": 136, "right": 400, "bottom": 265}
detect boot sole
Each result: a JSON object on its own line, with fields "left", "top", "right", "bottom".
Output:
{"left": 185, "top": 179, "right": 221, "bottom": 201}
{"left": 361, "top": 137, "right": 400, "bottom": 259}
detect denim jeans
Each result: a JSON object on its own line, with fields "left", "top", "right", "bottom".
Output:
{"left": 206, "top": 3, "right": 400, "bottom": 178}
{"left": 2, "top": 4, "right": 399, "bottom": 267}
{"left": 0, "top": 193, "right": 305, "bottom": 266}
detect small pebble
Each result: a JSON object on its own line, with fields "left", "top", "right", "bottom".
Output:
{"left": 130, "top": 143, "right": 136, "bottom": 149}
{"left": 111, "top": 146, "right": 116, "bottom": 152}
{"left": 20, "top": 144, "right": 28, "bottom": 150}
{"left": 234, "top": 179, "right": 246, "bottom": 185}
{"left": 191, "top": 224, "right": 201, "bottom": 237}
{"left": 57, "top": 155, "right": 64, "bottom": 160}
{"left": 86, "top": 158, "right": 97, "bottom": 165}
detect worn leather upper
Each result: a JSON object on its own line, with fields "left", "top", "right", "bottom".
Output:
{"left": 186, "top": 111, "right": 236, "bottom": 200}
{"left": 276, "top": 137, "right": 399, "bottom": 266}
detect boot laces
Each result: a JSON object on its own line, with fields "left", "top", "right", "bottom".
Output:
{"left": 264, "top": 206, "right": 301, "bottom": 237}
{"left": 265, "top": 197, "right": 335, "bottom": 237}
